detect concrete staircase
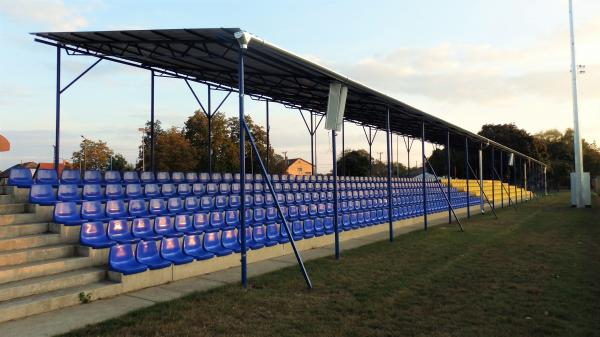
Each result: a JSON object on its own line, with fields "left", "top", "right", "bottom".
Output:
{"left": 0, "top": 186, "right": 119, "bottom": 323}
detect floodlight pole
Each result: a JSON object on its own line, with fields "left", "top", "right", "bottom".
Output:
{"left": 238, "top": 43, "right": 248, "bottom": 288}
{"left": 421, "top": 121, "right": 428, "bottom": 230}
{"left": 386, "top": 107, "right": 393, "bottom": 242}
{"left": 569, "top": 0, "right": 585, "bottom": 208}
{"left": 54, "top": 46, "right": 61, "bottom": 171}
{"left": 150, "top": 71, "right": 155, "bottom": 172}
{"left": 465, "top": 137, "right": 470, "bottom": 218}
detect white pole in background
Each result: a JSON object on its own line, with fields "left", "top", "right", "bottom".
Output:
{"left": 568, "top": 0, "right": 585, "bottom": 208}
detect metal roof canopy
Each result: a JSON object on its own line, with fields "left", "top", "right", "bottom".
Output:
{"left": 32, "top": 28, "right": 545, "bottom": 165}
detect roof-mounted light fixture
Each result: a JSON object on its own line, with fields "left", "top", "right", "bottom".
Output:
{"left": 234, "top": 31, "right": 252, "bottom": 49}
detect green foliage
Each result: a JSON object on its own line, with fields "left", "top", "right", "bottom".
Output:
{"left": 72, "top": 138, "right": 114, "bottom": 170}
{"left": 78, "top": 292, "right": 91, "bottom": 304}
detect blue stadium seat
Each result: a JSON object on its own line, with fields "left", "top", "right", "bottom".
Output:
{"left": 60, "top": 169, "right": 81, "bottom": 185}
{"left": 8, "top": 168, "right": 33, "bottom": 187}
{"left": 128, "top": 199, "right": 149, "bottom": 218}
{"left": 192, "top": 183, "right": 205, "bottom": 196}
{"left": 154, "top": 216, "right": 182, "bottom": 237}
{"left": 35, "top": 169, "right": 59, "bottom": 185}
{"left": 149, "top": 198, "right": 168, "bottom": 216}
{"left": 225, "top": 210, "right": 239, "bottom": 228}
{"left": 292, "top": 220, "right": 304, "bottom": 240}
{"left": 82, "top": 184, "right": 103, "bottom": 201}
{"left": 83, "top": 170, "right": 103, "bottom": 184}
{"left": 108, "top": 219, "right": 139, "bottom": 243}
{"left": 167, "top": 197, "right": 184, "bottom": 214}
{"left": 105, "top": 184, "right": 124, "bottom": 200}
{"left": 106, "top": 199, "right": 130, "bottom": 219}
{"left": 123, "top": 171, "right": 140, "bottom": 184}
{"left": 209, "top": 211, "right": 224, "bottom": 231}
{"left": 81, "top": 200, "right": 106, "bottom": 221}
{"left": 156, "top": 172, "right": 171, "bottom": 184}
{"left": 222, "top": 173, "right": 233, "bottom": 183}
{"left": 140, "top": 171, "right": 155, "bottom": 184}
{"left": 303, "top": 219, "right": 315, "bottom": 238}
{"left": 298, "top": 204, "right": 309, "bottom": 219}
{"left": 200, "top": 196, "right": 214, "bottom": 211}
{"left": 185, "top": 172, "right": 198, "bottom": 183}
{"left": 265, "top": 223, "right": 280, "bottom": 246}
{"left": 279, "top": 222, "right": 291, "bottom": 243}
{"left": 265, "top": 207, "right": 277, "bottom": 224}
{"left": 288, "top": 205, "right": 298, "bottom": 219}
{"left": 171, "top": 172, "right": 185, "bottom": 184}
{"left": 211, "top": 172, "right": 222, "bottom": 183}
{"left": 203, "top": 231, "right": 232, "bottom": 256}
{"left": 160, "top": 238, "right": 194, "bottom": 265}
{"left": 253, "top": 194, "right": 265, "bottom": 207}
{"left": 183, "top": 234, "right": 215, "bottom": 260}
{"left": 177, "top": 183, "right": 191, "bottom": 196}
{"left": 248, "top": 225, "right": 266, "bottom": 250}
{"left": 136, "top": 240, "right": 171, "bottom": 269}
{"left": 229, "top": 195, "right": 241, "bottom": 209}
{"left": 109, "top": 244, "right": 147, "bottom": 275}
{"left": 57, "top": 184, "right": 80, "bottom": 202}
{"left": 125, "top": 184, "right": 143, "bottom": 199}
{"left": 230, "top": 183, "right": 241, "bottom": 194}
{"left": 80, "top": 221, "right": 115, "bottom": 248}
{"left": 192, "top": 212, "right": 209, "bottom": 233}
{"left": 161, "top": 183, "right": 177, "bottom": 198}
{"left": 198, "top": 172, "right": 210, "bottom": 184}
{"left": 184, "top": 196, "right": 200, "bottom": 213}
{"left": 54, "top": 202, "right": 84, "bottom": 225}
{"left": 215, "top": 195, "right": 228, "bottom": 210}
{"left": 29, "top": 184, "right": 56, "bottom": 205}
{"left": 132, "top": 217, "right": 161, "bottom": 240}
{"left": 218, "top": 183, "right": 230, "bottom": 195}
{"left": 314, "top": 218, "right": 325, "bottom": 236}
{"left": 253, "top": 207, "right": 266, "bottom": 224}
{"left": 222, "top": 229, "right": 241, "bottom": 253}
{"left": 104, "top": 171, "right": 121, "bottom": 184}
{"left": 174, "top": 214, "right": 195, "bottom": 234}
{"left": 206, "top": 183, "right": 218, "bottom": 196}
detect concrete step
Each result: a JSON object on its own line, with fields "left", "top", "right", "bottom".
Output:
{"left": 0, "top": 222, "right": 49, "bottom": 239}
{"left": 0, "top": 267, "right": 106, "bottom": 302}
{"left": 0, "top": 233, "right": 62, "bottom": 252}
{"left": 0, "top": 244, "right": 76, "bottom": 267}
{"left": 0, "top": 213, "right": 40, "bottom": 226}
{"left": 0, "top": 280, "right": 120, "bottom": 323}
{"left": 0, "top": 194, "right": 14, "bottom": 204}
{"left": 0, "top": 203, "right": 27, "bottom": 215}
{"left": 0, "top": 256, "right": 92, "bottom": 285}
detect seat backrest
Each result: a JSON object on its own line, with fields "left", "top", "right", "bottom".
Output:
{"left": 198, "top": 172, "right": 210, "bottom": 183}
{"left": 160, "top": 237, "right": 182, "bottom": 257}
{"left": 203, "top": 232, "right": 220, "bottom": 250}
{"left": 192, "top": 212, "right": 209, "bottom": 231}
{"left": 184, "top": 196, "right": 200, "bottom": 212}
{"left": 108, "top": 219, "right": 130, "bottom": 238}
{"left": 105, "top": 184, "right": 124, "bottom": 199}
{"left": 266, "top": 223, "right": 279, "bottom": 240}
{"left": 149, "top": 198, "right": 166, "bottom": 215}
{"left": 167, "top": 197, "right": 183, "bottom": 213}
{"left": 83, "top": 170, "right": 103, "bottom": 184}
{"left": 126, "top": 184, "right": 143, "bottom": 198}
{"left": 177, "top": 183, "right": 191, "bottom": 196}
{"left": 136, "top": 240, "right": 160, "bottom": 262}
{"left": 210, "top": 211, "right": 224, "bottom": 228}
{"left": 200, "top": 196, "right": 214, "bottom": 210}
{"left": 109, "top": 244, "right": 135, "bottom": 264}
{"left": 80, "top": 221, "right": 108, "bottom": 243}
{"left": 221, "top": 229, "right": 237, "bottom": 248}
{"left": 211, "top": 172, "right": 222, "bottom": 183}
{"left": 253, "top": 225, "right": 267, "bottom": 243}
{"left": 192, "top": 183, "right": 205, "bottom": 196}
{"left": 81, "top": 200, "right": 105, "bottom": 219}
{"left": 214, "top": 195, "right": 228, "bottom": 209}
{"left": 128, "top": 199, "right": 147, "bottom": 216}
{"left": 222, "top": 173, "right": 233, "bottom": 183}
{"left": 174, "top": 214, "right": 192, "bottom": 232}
{"left": 57, "top": 184, "right": 80, "bottom": 201}
{"left": 225, "top": 210, "right": 239, "bottom": 227}
{"left": 140, "top": 171, "right": 155, "bottom": 184}
{"left": 123, "top": 171, "right": 140, "bottom": 184}
{"left": 8, "top": 168, "right": 33, "bottom": 187}
{"left": 29, "top": 184, "right": 56, "bottom": 204}
{"left": 106, "top": 199, "right": 127, "bottom": 218}
{"left": 35, "top": 169, "right": 59, "bottom": 185}
{"left": 54, "top": 201, "right": 78, "bottom": 219}
{"left": 132, "top": 217, "right": 153, "bottom": 236}
{"left": 185, "top": 172, "right": 198, "bottom": 183}
{"left": 154, "top": 215, "right": 174, "bottom": 235}
{"left": 171, "top": 172, "right": 185, "bottom": 183}
{"left": 156, "top": 171, "right": 170, "bottom": 183}
{"left": 104, "top": 171, "right": 121, "bottom": 184}
{"left": 82, "top": 184, "right": 103, "bottom": 200}
{"left": 60, "top": 169, "right": 81, "bottom": 185}
{"left": 161, "top": 183, "right": 176, "bottom": 197}
{"left": 183, "top": 234, "right": 202, "bottom": 253}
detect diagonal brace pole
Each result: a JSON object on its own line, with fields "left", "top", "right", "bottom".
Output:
{"left": 466, "top": 161, "right": 499, "bottom": 218}
{"left": 242, "top": 119, "right": 313, "bottom": 289}
{"left": 424, "top": 157, "right": 464, "bottom": 231}
{"left": 60, "top": 58, "right": 103, "bottom": 94}
{"left": 492, "top": 167, "right": 518, "bottom": 211}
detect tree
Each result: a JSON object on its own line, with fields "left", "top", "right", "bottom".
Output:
{"left": 336, "top": 149, "right": 371, "bottom": 176}
{"left": 72, "top": 138, "right": 113, "bottom": 170}
{"left": 111, "top": 153, "right": 134, "bottom": 171}
{"left": 138, "top": 121, "right": 199, "bottom": 172}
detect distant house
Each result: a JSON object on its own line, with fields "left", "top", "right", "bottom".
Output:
{"left": 286, "top": 158, "right": 312, "bottom": 176}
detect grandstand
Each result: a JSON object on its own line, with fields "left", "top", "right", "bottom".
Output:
{"left": 0, "top": 28, "right": 546, "bottom": 323}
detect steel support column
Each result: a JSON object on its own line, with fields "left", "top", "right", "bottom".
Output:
{"left": 54, "top": 46, "right": 61, "bottom": 170}
{"left": 332, "top": 129, "right": 340, "bottom": 258}
{"left": 150, "top": 71, "right": 155, "bottom": 172}
{"left": 500, "top": 151, "right": 504, "bottom": 208}
{"left": 446, "top": 131, "right": 452, "bottom": 224}
{"left": 342, "top": 121, "right": 346, "bottom": 176}
{"left": 266, "top": 101, "right": 270, "bottom": 173}
{"left": 479, "top": 147, "right": 484, "bottom": 214}
{"left": 520, "top": 157, "right": 524, "bottom": 202}
{"left": 386, "top": 108, "right": 393, "bottom": 241}
{"left": 544, "top": 165, "right": 548, "bottom": 196}
{"left": 491, "top": 148, "right": 495, "bottom": 208}
{"left": 421, "top": 122, "right": 428, "bottom": 230}
{"left": 310, "top": 112, "right": 315, "bottom": 174}
{"left": 207, "top": 85, "right": 213, "bottom": 175}
{"left": 465, "top": 138, "right": 470, "bottom": 218}
{"left": 238, "top": 46, "right": 247, "bottom": 288}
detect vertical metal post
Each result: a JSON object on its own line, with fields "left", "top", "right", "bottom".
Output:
{"left": 524, "top": 159, "right": 528, "bottom": 201}
{"left": 396, "top": 135, "right": 400, "bottom": 177}
{"left": 266, "top": 101, "right": 270, "bottom": 173}
{"left": 520, "top": 158, "right": 524, "bottom": 202}
{"left": 446, "top": 131, "right": 451, "bottom": 224}
{"left": 238, "top": 46, "right": 247, "bottom": 288}
{"left": 491, "top": 148, "right": 495, "bottom": 208}
{"left": 386, "top": 108, "right": 393, "bottom": 242}
{"left": 332, "top": 130, "right": 340, "bottom": 259}
{"left": 150, "top": 71, "right": 155, "bottom": 172}
{"left": 310, "top": 112, "right": 315, "bottom": 175}
{"left": 421, "top": 122, "right": 428, "bottom": 230}
{"left": 369, "top": 127, "right": 373, "bottom": 176}
{"left": 54, "top": 46, "right": 61, "bottom": 171}
{"left": 513, "top": 156, "right": 518, "bottom": 203}
{"left": 544, "top": 165, "right": 548, "bottom": 196}
{"left": 465, "top": 138, "right": 470, "bottom": 218}
{"left": 500, "top": 151, "right": 504, "bottom": 208}
{"left": 478, "top": 147, "right": 484, "bottom": 214}
{"left": 342, "top": 121, "right": 346, "bottom": 176}
{"left": 207, "top": 85, "right": 212, "bottom": 175}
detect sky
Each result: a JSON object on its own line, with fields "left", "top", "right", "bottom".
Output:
{"left": 0, "top": 0, "right": 598, "bottom": 173}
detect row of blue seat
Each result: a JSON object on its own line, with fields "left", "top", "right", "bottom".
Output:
{"left": 8, "top": 167, "right": 450, "bottom": 188}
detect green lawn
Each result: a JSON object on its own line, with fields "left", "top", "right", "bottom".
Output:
{"left": 60, "top": 192, "right": 600, "bottom": 337}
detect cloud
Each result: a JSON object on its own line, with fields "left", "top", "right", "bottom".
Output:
{"left": 0, "top": 0, "right": 90, "bottom": 31}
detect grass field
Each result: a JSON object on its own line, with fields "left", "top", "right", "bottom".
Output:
{"left": 60, "top": 192, "right": 600, "bottom": 337}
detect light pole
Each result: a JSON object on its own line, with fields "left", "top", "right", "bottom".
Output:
{"left": 568, "top": 0, "right": 585, "bottom": 208}
{"left": 138, "top": 128, "right": 145, "bottom": 171}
